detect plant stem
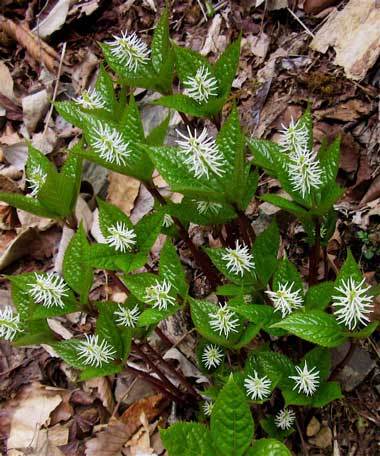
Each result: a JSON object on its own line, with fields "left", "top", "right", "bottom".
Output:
{"left": 124, "top": 365, "right": 184, "bottom": 403}
{"left": 144, "top": 180, "right": 221, "bottom": 289}
{"left": 132, "top": 341, "right": 185, "bottom": 400}
{"left": 142, "top": 342, "right": 201, "bottom": 399}
{"left": 308, "top": 217, "right": 321, "bottom": 286}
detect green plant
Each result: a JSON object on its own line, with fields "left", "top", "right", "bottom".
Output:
{"left": 0, "top": 7, "right": 378, "bottom": 455}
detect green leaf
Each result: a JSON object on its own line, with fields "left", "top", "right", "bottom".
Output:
{"left": 298, "top": 107, "right": 313, "bottom": 153}
{"left": 211, "top": 376, "right": 254, "bottom": 456}
{"left": 230, "top": 299, "right": 274, "bottom": 326}
{"left": 260, "top": 417, "right": 295, "bottom": 441}
{"left": 124, "top": 273, "right": 160, "bottom": 302}
{"left": 189, "top": 298, "right": 242, "bottom": 347}
{"left": 350, "top": 321, "right": 379, "bottom": 339}
{"left": 232, "top": 322, "right": 261, "bottom": 349}
{"left": 13, "top": 320, "right": 54, "bottom": 346}
{"left": 138, "top": 305, "right": 179, "bottom": 326}
{"left": 119, "top": 95, "right": 145, "bottom": 143}
{"left": 173, "top": 44, "right": 212, "bottom": 83}
{"left": 283, "top": 381, "right": 342, "bottom": 407}
{"left": 318, "top": 136, "right": 340, "bottom": 188}
{"left": 312, "top": 183, "right": 344, "bottom": 216}
{"left": 54, "top": 100, "right": 86, "bottom": 128}
{"left": 272, "top": 259, "right": 303, "bottom": 295}
{"left": 305, "top": 281, "right": 334, "bottom": 310}
{"left": 60, "top": 146, "right": 83, "bottom": 212}
{"left": 245, "top": 351, "right": 294, "bottom": 390}
{"left": 167, "top": 198, "right": 235, "bottom": 226}
{"left": 154, "top": 94, "right": 225, "bottom": 117}
{"left": 252, "top": 221, "right": 279, "bottom": 286}
{"left": 79, "top": 363, "right": 122, "bottom": 381}
{"left": 260, "top": 194, "right": 309, "bottom": 218}
{"left": 303, "top": 346, "right": 331, "bottom": 381}
{"left": 96, "top": 301, "right": 123, "bottom": 358}
{"left": 0, "top": 192, "right": 57, "bottom": 218}
{"left": 97, "top": 198, "right": 134, "bottom": 236}
{"left": 247, "top": 138, "right": 278, "bottom": 173}
{"left": 151, "top": 9, "right": 170, "bottom": 73}
{"left": 95, "top": 65, "right": 116, "bottom": 113}
{"left": 54, "top": 339, "right": 90, "bottom": 369}
{"left": 213, "top": 36, "right": 241, "bottom": 97}
{"left": 145, "top": 114, "right": 170, "bottom": 146}
{"left": 335, "top": 249, "right": 362, "bottom": 285}
{"left": 159, "top": 239, "right": 188, "bottom": 297}
{"left": 271, "top": 310, "right": 347, "bottom": 347}
{"left": 249, "top": 438, "right": 292, "bottom": 455}
{"left": 161, "top": 422, "right": 215, "bottom": 456}
{"left": 63, "top": 224, "right": 93, "bottom": 303}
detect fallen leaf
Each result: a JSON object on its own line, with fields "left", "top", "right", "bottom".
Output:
{"left": 200, "top": 14, "right": 226, "bottom": 55}
{"left": 107, "top": 172, "right": 140, "bottom": 216}
{"left": 0, "top": 61, "right": 15, "bottom": 101}
{"left": 86, "top": 377, "right": 115, "bottom": 413}
{"left": 33, "top": 0, "right": 70, "bottom": 39}
{"left": 22, "top": 90, "right": 49, "bottom": 133}
{"left": 163, "top": 348, "right": 208, "bottom": 383}
{"left": 310, "top": 0, "right": 380, "bottom": 80}
{"left": 304, "top": 0, "right": 340, "bottom": 14}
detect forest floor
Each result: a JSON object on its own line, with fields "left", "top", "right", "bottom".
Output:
{"left": 0, "top": 0, "right": 379, "bottom": 455}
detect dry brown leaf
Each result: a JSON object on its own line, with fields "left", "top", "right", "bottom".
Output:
{"left": 85, "top": 395, "right": 164, "bottom": 456}
{"left": 360, "top": 174, "right": 380, "bottom": 205}
{"left": 86, "top": 377, "right": 115, "bottom": 413}
{"left": 310, "top": 0, "right": 380, "bottom": 80}
{"left": 314, "top": 99, "right": 372, "bottom": 122}
{"left": 22, "top": 89, "right": 49, "bottom": 133}
{"left": 107, "top": 172, "right": 140, "bottom": 216}
{"left": 0, "top": 61, "right": 15, "bottom": 101}
{"left": 304, "top": 0, "right": 340, "bottom": 14}
{"left": 33, "top": 0, "right": 70, "bottom": 39}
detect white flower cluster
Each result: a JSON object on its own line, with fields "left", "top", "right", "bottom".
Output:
{"left": 105, "top": 222, "right": 137, "bottom": 253}
{"left": 208, "top": 303, "right": 239, "bottom": 338}
{"left": 177, "top": 127, "right": 225, "bottom": 179}
{"left": 28, "top": 272, "right": 68, "bottom": 308}
{"left": 332, "top": 277, "right": 373, "bottom": 330}
{"left": 196, "top": 200, "right": 222, "bottom": 215}
{"left": 144, "top": 279, "right": 176, "bottom": 310}
{"left": 26, "top": 165, "right": 47, "bottom": 197}
{"left": 92, "top": 123, "right": 130, "bottom": 166}
{"left": 107, "top": 31, "right": 150, "bottom": 72}
{"left": 275, "top": 408, "right": 296, "bottom": 430}
{"left": 265, "top": 282, "right": 303, "bottom": 318}
{"left": 221, "top": 241, "right": 255, "bottom": 277}
{"left": 114, "top": 303, "right": 140, "bottom": 328}
{"left": 279, "top": 118, "right": 322, "bottom": 198}
{"left": 202, "top": 344, "right": 224, "bottom": 369}
{"left": 77, "top": 334, "right": 116, "bottom": 367}
{"left": 244, "top": 371, "right": 272, "bottom": 401}
{"left": 75, "top": 88, "right": 105, "bottom": 110}
{"left": 184, "top": 65, "right": 218, "bottom": 103}
{"left": 289, "top": 361, "right": 320, "bottom": 396}
{"left": 0, "top": 306, "right": 20, "bottom": 341}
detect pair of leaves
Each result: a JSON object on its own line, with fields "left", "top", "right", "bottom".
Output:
{"left": 155, "top": 37, "right": 241, "bottom": 117}
{"left": 0, "top": 145, "right": 82, "bottom": 219}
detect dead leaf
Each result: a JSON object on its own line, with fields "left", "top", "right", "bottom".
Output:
{"left": 22, "top": 90, "right": 49, "bottom": 133}
{"left": 85, "top": 417, "right": 131, "bottom": 456}
{"left": 311, "top": 0, "right": 380, "bottom": 80}
{"left": 0, "top": 61, "right": 15, "bottom": 101}
{"left": 304, "top": 0, "right": 340, "bottom": 14}
{"left": 0, "top": 227, "right": 38, "bottom": 271}
{"left": 6, "top": 383, "right": 63, "bottom": 453}
{"left": 2, "top": 142, "right": 28, "bottom": 170}
{"left": 248, "top": 33, "right": 270, "bottom": 59}
{"left": 200, "top": 15, "right": 226, "bottom": 55}
{"left": 314, "top": 99, "right": 372, "bottom": 122}
{"left": 33, "top": 0, "right": 70, "bottom": 39}
{"left": 360, "top": 174, "right": 380, "bottom": 205}
{"left": 86, "top": 377, "right": 115, "bottom": 413}
{"left": 107, "top": 172, "right": 140, "bottom": 216}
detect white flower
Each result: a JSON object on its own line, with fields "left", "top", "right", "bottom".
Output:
{"left": 279, "top": 117, "right": 309, "bottom": 155}
{"left": 265, "top": 282, "right": 303, "bottom": 318}
{"left": 106, "top": 31, "right": 150, "bottom": 72}
{"left": 221, "top": 241, "right": 255, "bottom": 276}
{"left": 26, "top": 165, "right": 47, "bottom": 197}
{"left": 144, "top": 279, "right": 176, "bottom": 310}
{"left": 176, "top": 127, "right": 225, "bottom": 179}
{"left": 75, "top": 88, "right": 105, "bottom": 110}
{"left": 244, "top": 371, "right": 272, "bottom": 401}
{"left": 28, "top": 272, "right": 68, "bottom": 308}
{"left": 287, "top": 148, "right": 323, "bottom": 198}
{"left": 202, "top": 401, "right": 214, "bottom": 416}
{"left": 209, "top": 303, "right": 239, "bottom": 338}
{"left": 91, "top": 123, "right": 130, "bottom": 166}
{"left": 105, "top": 222, "right": 137, "bottom": 253}
{"left": 289, "top": 361, "right": 320, "bottom": 396}
{"left": 196, "top": 200, "right": 222, "bottom": 215}
{"left": 77, "top": 334, "right": 116, "bottom": 367}
{"left": 202, "top": 344, "right": 224, "bottom": 369}
{"left": 275, "top": 408, "right": 296, "bottom": 430}
{"left": 0, "top": 306, "right": 20, "bottom": 341}
{"left": 332, "top": 277, "right": 373, "bottom": 330}
{"left": 114, "top": 303, "right": 140, "bottom": 327}
{"left": 183, "top": 65, "right": 218, "bottom": 103}
{"left": 162, "top": 214, "right": 174, "bottom": 228}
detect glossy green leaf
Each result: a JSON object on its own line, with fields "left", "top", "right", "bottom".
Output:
{"left": 161, "top": 422, "right": 215, "bottom": 456}
{"left": 249, "top": 438, "right": 291, "bottom": 456}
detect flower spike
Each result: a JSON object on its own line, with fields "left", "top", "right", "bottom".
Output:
{"left": 279, "top": 117, "right": 309, "bottom": 156}
{"left": 105, "top": 222, "right": 137, "bottom": 253}
{"left": 287, "top": 148, "right": 323, "bottom": 198}
{"left": 183, "top": 65, "right": 218, "bottom": 103}
{"left": 202, "top": 401, "right": 214, "bottom": 416}
{"left": 221, "top": 240, "right": 255, "bottom": 276}
{"left": 244, "top": 371, "right": 272, "bottom": 401}
{"left": 196, "top": 200, "right": 222, "bottom": 215}
{"left": 75, "top": 88, "right": 105, "bottom": 110}
{"left": 92, "top": 123, "right": 130, "bottom": 166}
{"left": 332, "top": 277, "right": 373, "bottom": 330}
{"left": 77, "top": 334, "right": 116, "bottom": 367}
{"left": 144, "top": 279, "right": 176, "bottom": 311}
{"left": 275, "top": 408, "right": 296, "bottom": 430}
{"left": 28, "top": 272, "right": 68, "bottom": 308}
{"left": 265, "top": 282, "right": 303, "bottom": 318}
{"left": 106, "top": 31, "right": 150, "bottom": 72}
{"left": 176, "top": 127, "right": 226, "bottom": 179}
{"left": 114, "top": 304, "right": 140, "bottom": 328}
{"left": 26, "top": 165, "right": 47, "bottom": 197}
{"left": 208, "top": 303, "right": 239, "bottom": 338}
{"left": 0, "top": 306, "right": 20, "bottom": 341}
{"left": 202, "top": 344, "right": 224, "bottom": 370}
{"left": 289, "top": 361, "right": 320, "bottom": 396}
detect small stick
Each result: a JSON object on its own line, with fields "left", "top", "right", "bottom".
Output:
{"left": 286, "top": 7, "right": 315, "bottom": 38}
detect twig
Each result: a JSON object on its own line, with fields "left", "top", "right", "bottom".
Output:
{"left": 295, "top": 414, "right": 309, "bottom": 456}
{"left": 286, "top": 7, "right": 315, "bottom": 38}
{"left": 111, "top": 377, "right": 138, "bottom": 418}
{"left": 43, "top": 42, "right": 66, "bottom": 136}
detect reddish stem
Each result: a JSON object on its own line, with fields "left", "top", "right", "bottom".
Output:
{"left": 308, "top": 217, "right": 321, "bottom": 286}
